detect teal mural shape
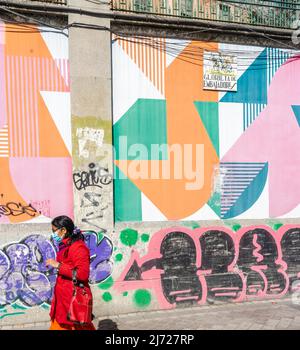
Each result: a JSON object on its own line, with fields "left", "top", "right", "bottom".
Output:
{"left": 114, "top": 165, "right": 142, "bottom": 222}
{"left": 113, "top": 98, "right": 167, "bottom": 160}
{"left": 221, "top": 49, "right": 268, "bottom": 104}
{"left": 292, "top": 105, "right": 300, "bottom": 127}
{"left": 194, "top": 101, "right": 219, "bottom": 157}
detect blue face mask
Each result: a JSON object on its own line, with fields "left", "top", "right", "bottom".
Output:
{"left": 51, "top": 230, "right": 62, "bottom": 244}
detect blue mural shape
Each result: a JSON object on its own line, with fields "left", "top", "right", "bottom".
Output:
{"left": 220, "top": 162, "right": 268, "bottom": 219}
{"left": 221, "top": 49, "right": 268, "bottom": 104}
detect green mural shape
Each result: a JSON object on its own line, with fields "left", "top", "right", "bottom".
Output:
{"left": 194, "top": 101, "right": 219, "bottom": 157}
{"left": 120, "top": 228, "right": 139, "bottom": 247}
{"left": 114, "top": 165, "right": 142, "bottom": 222}
{"left": 133, "top": 289, "right": 152, "bottom": 308}
{"left": 98, "top": 277, "right": 114, "bottom": 290}
{"left": 114, "top": 98, "right": 167, "bottom": 160}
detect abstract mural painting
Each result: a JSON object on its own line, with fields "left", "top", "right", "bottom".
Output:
{"left": 0, "top": 24, "right": 73, "bottom": 224}
{"left": 112, "top": 36, "right": 300, "bottom": 222}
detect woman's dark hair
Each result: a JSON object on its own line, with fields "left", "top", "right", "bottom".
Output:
{"left": 51, "top": 215, "right": 84, "bottom": 245}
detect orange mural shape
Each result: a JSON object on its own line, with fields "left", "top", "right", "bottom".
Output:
{"left": 116, "top": 41, "right": 220, "bottom": 220}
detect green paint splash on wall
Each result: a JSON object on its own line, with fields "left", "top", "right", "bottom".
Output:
{"left": 120, "top": 228, "right": 138, "bottom": 247}
{"left": 115, "top": 253, "right": 123, "bottom": 262}
{"left": 102, "top": 292, "right": 112, "bottom": 302}
{"left": 123, "top": 292, "right": 128, "bottom": 297}
{"left": 141, "top": 234, "right": 150, "bottom": 243}
{"left": 133, "top": 289, "right": 151, "bottom": 308}
{"left": 232, "top": 224, "right": 242, "bottom": 232}
{"left": 182, "top": 222, "right": 200, "bottom": 230}
{"left": 273, "top": 223, "right": 283, "bottom": 231}
{"left": 98, "top": 277, "right": 114, "bottom": 290}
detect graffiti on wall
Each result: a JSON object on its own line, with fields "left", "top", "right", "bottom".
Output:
{"left": 115, "top": 225, "right": 300, "bottom": 309}
{"left": 113, "top": 36, "right": 300, "bottom": 222}
{"left": 73, "top": 162, "right": 113, "bottom": 231}
{"left": 0, "top": 23, "right": 73, "bottom": 224}
{"left": 0, "top": 231, "right": 113, "bottom": 309}
{"left": 73, "top": 118, "right": 114, "bottom": 231}
{"left": 73, "top": 163, "right": 113, "bottom": 191}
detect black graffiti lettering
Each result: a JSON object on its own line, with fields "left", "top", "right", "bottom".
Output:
{"left": 159, "top": 232, "right": 202, "bottom": 305}
{"left": 199, "top": 230, "right": 243, "bottom": 301}
{"left": 121, "top": 226, "right": 300, "bottom": 307}
{"left": 80, "top": 192, "right": 102, "bottom": 208}
{"left": 0, "top": 205, "right": 10, "bottom": 216}
{"left": 73, "top": 163, "right": 112, "bottom": 191}
{"left": 80, "top": 192, "right": 108, "bottom": 228}
{"left": 100, "top": 175, "right": 113, "bottom": 185}
{"left": 82, "top": 217, "right": 104, "bottom": 229}
{"left": 0, "top": 202, "right": 39, "bottom": 218}
{"left": 281, "top": 228, "right": 300, "bottom": 290}
{"left": 237, "top": 229, "right": 287, "bottom": 296}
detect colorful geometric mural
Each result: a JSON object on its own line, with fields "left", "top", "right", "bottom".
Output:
{"left": 112, "top": 37, "right": 300, "bottom": 221}
{"left": 0, "top": 24, "right": 73, "bottom": 223}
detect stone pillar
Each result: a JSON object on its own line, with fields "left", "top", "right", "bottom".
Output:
{"left": 68, "top": 0, "right": 114, "bottom": 233}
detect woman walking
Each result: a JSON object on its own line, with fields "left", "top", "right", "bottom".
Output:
{"left": 46, "top": 215, "right": 95, "bottom": 330}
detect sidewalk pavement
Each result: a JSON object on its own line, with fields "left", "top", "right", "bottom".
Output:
{"left": 6, "top": 297, "right": 300, "bottom": 330}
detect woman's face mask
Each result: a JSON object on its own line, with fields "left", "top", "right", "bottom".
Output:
{"left": 51, "top": 229, "right": 63, "bottom": 244}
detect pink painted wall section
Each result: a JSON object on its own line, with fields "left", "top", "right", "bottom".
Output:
{"left": 115, "top": 225, "right": 300, "bottom": 309}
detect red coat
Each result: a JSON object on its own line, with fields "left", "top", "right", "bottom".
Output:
{"left": 49, "top": 238, "right": 93, "bottom": 325}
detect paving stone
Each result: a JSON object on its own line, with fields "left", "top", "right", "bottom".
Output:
{"left": 6, "top": 297, "right": 300, "bottom": 331}
{"left": 275, "top": 318, "right": 293, "bottom": 329}
{"left": 249, "top": 323, "right": 264, "bottom": 330}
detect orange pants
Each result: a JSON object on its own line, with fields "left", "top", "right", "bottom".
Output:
{"left": 50, "top": 319, "right": 96, "bottom": 331}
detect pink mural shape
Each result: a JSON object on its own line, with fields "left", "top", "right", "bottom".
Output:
{"left": 222, "top": 56, "right": 300, "bottom": 217}
{"left": 9, "top": 158, "right": 74, "bottom": 219}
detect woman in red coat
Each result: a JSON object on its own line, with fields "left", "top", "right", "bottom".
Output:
{"left": 46, "top": 215, "right": 95, "bottom": 330}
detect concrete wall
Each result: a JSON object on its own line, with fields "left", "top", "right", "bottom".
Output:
{"left": 1, "top": 0, "right": 300, "bottom": 328}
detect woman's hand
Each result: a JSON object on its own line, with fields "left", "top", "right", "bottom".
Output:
{"left": 46, "top": 259, "right": 60, "bottom": 269}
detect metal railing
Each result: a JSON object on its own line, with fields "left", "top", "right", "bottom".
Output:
{"left": 112, "top": 0, "right": 300, "bottom": 29}
{"left": 27, "top": 0, "right": 67, "bottom": 4}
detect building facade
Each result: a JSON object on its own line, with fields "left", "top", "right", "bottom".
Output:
{"left": 0, "top": 0, "right": 300, "bottom": 327}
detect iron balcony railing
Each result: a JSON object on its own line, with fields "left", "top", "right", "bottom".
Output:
{"left": 27, "top": 0, "right": 67, "bottom": 4}
{"left": 112, "top": 0, "right": 300, "bottom": 29}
